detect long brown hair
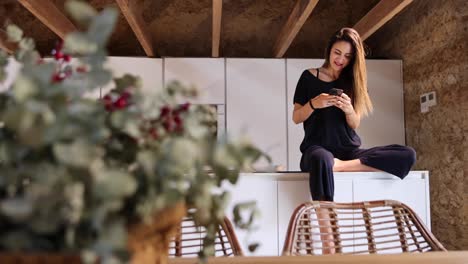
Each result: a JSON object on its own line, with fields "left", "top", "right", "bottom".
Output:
{"left": 323, "top": 28, "right": 373, "bottom": 116}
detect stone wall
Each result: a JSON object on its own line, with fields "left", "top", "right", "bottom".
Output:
{"left": 366, "top": 0, "right": 468, "bottom": 250}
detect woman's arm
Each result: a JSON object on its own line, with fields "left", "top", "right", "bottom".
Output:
{"left": 335, "top": 93, "right": 361, "bottom": 129}
{"left": 345, "top": 110, "right": 361, "bottom": 129}
{"left": 293, "top": 94, "right": 336, "bottom": 124}
{"left": 292, "top": 102, "right": 313, "bottom": 124}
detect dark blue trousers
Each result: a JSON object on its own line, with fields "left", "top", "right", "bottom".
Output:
{"left": 300, "top": 144, "right": 416, "bottom": 201}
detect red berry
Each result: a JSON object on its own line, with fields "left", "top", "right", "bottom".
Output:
{"left": 175, "top": 123, "right": 184, "bottom": 133}
{"left": 173, "top": 115, "right": 182, "bottom": 126}
{"left": 102, "top": 95, "right": 112, "bottom": 105}
{"left": 163, "top": 119, "right": 174, "bottom": 132}
{"left": 114, "top": 97, "right": 128, "bottom": 109}
{"left": 76, "top": 66, "right": 87, "bottom": 73}
{"left": 180, "top": 102, "right": 190, "bottom": 112}
{"left": 63, "top": 54, "right": 71, "bottom": 62}
{"left": 54, "top": 51, "right": 64, "bottom": 60}
{"left": 51, "top": 73, "right": 64, "bottom": 83}
{"left": 121, "top": 90, "right": 131, "bottom": 99}
{"left": 105, "top": 104, "right": 114, "bottom": 112}
{"left": 160, "top": 106, "right": 171, "bottom": 117}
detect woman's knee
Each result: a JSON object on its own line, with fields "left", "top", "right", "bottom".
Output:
{"left": 404, "top": 146, "right": 417, "bottom": 166}
{"left": 309, "top": 148, "right": 334, "bottom": 165}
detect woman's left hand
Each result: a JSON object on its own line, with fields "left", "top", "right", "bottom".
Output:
{"left": 334, "top": 93, "right": 355, "bottom": 115}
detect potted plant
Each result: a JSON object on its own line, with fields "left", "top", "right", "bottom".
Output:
{"left": 0, "top": 1, "right": 265, "bottom": 263}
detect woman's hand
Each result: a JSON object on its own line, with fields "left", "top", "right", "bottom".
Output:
{"left": 310, "top": 93, "right": 337, "bottom": 109}
{"left": 334, "top": 93, "right": 355, "bottom": 115}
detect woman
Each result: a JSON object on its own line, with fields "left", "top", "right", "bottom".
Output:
{"left": 292, "top": 28, "right": 416, "bottom": 253}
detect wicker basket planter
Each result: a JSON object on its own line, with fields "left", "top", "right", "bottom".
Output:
{"left": 0, "top": 202, "right": 187, "bottom": 264}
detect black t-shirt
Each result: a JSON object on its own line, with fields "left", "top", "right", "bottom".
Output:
{"left": 293, "top": 69, "right": 361, "bottom": 153}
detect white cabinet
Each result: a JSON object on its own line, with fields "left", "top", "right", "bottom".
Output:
{"left": 226, "top": 171, "right": 430, "bottom": 256}
{"left": 226, "top": 59, "right": 287, "bottom": 169}
{"left": 164, "top": 58, "right": 225, "bottom": 105}
{"left": 102, "top": 57, "right": 163, "bottom": 95}
{"left": 352, "top": 175, "right": 430, "bottom": 229}
{"left": 224, "top": 176, "right": 278, "bottom": 256}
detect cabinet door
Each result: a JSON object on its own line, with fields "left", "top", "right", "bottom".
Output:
{"left": 352, "top": 177, "right": 428, "bottom": 253}
{"left": 224, "top": 177, "right": 278, "bottom": 256}
{"left": 277, "top": 179, "right": 353, "bottom": 255}
{"left": 358, "top": 60, "right": 405, "bottom": 147}
{"left": 353, "top": 178, "right": 428, "bottom": 226}
{"left": 164, "top": 58, "right": 225, "bottom": 105}
{"left": 286, "top": 59, "right": 324, "bottom": 171}
{"left": 226, "top": 59, "right": 287, "bottom": 169}
{"left": 102, "top": 57, "right": 163, "bottom": 95}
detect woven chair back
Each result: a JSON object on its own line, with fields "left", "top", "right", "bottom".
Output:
{"left": 169, "top": 216, "right": 243, "bottom": 257}
{"left": 282, "top": 200, "right": 446, "bottom": 255}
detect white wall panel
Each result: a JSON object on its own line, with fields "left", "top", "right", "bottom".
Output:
{"left": 164, "top": 58, "right": 225, "bottom": 104}
{"left": 102, "top": 57, "right": 163, "bottom": 96}
{"left": 226, "top": 59, "right": 287, "bottom": 169}
{"left": 358, "top": 60, "right": 405, "bottom": 147}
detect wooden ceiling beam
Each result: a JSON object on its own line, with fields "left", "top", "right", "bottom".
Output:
{"left": 116, "top": 0, "right": 155, "bottom": 57}
{"left": 212, "top": 0, "right": 222, "bottom": 57}
{"left": 17, "top": 0, "right": 77, "bottom": 39}
{"left": 354, "top": 0, "right": 413, "bottom": 40}
{"left": 273, "top": 0, "right": 319, "bottom": 58}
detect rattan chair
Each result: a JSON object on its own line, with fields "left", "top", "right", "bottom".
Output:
{"left": 169, "top": 216, "right": 243, "bottom": 257}
{"left": 282, "top": 200, "right": 446, "bottom": 256}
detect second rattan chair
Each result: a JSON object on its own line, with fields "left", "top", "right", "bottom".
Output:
{"left": 169, "top": 216, "right": 243, "bottom": 257}
{"left": 282, "top": 200, "right": 446, "bottom": 256}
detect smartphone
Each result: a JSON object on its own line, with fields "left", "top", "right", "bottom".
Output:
{"left": 329, "top": 88, "right": 343, "bottom": 96}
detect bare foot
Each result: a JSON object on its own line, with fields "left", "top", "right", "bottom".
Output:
{"left": 322, "top": 240, "right": 336, "bottom": 254}
{"left": 333, "top": 158, "right": 344, "bottom": 172}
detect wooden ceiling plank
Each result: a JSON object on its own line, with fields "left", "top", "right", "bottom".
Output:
{"left": 212, "top": 0, "right": 222, "bottom": 57}
{"left": 17, "top": 0, "right": 77, "bottom": 39}
{"left": 354, "top": 0, "right": 413, "bottom": 40}
{"left": 273, "top": 0, "right": 319, "bottom": 58}
{"left": 115, "top": 0, "right": 155, "bottom": 57}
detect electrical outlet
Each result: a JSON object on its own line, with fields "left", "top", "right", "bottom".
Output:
{"left": 427, "top": 91, "right": 437, "bottom": 107}
{"left": 420, "top": 91, "right": 436, "bottom": 113}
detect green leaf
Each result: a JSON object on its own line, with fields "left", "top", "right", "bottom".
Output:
{"left": 22, "top": 62, "right": 56, "bottom": 86}
{"left": 65, "top": 0, "right": 98, "bottom": 26}
{"left": 0, "top": 51, "right": 9, "bottom": 82}
{"left": 12, "top": 76, "right": 38, "bottom": 102}
{"left": 137, "top": 151, "right": 157, "bottom": 176}
{"left": 64, "top": 32, "right": 98, "bottom": 54}
{"left": 248, "top": 242, "right": 260, "bottom": 252}
{"left": 18, "top": 38, "right": 35, "bottom": 51}
{"left": 114, "top": 74, "right": 142, "bottom": 92}
{"left": 87, "top": 8, "right": 118, "bottom": 47}
{"left": 92, "top": 169, "right": 137, "bottom": 199}
{"left": 0, "top": 198, "right": 33, "bottom": 221}
{"left": 6, "top": 24, "right": 23, "bottom": 43}
{"left": 232, "top": 201, "right": 260, "bottom": 230}
{"left": 93, "top": 219, "right": 127, "bottom": 255}
{"left": 53, "top": 140, "right": 103, "bottom": 168}
{"left": 87, "top": 68, "right": 112, "bottom": 88}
